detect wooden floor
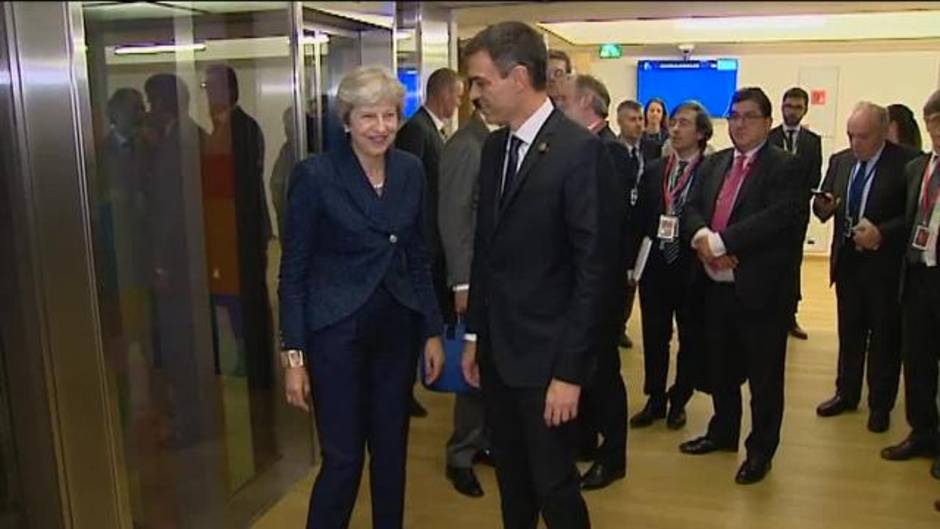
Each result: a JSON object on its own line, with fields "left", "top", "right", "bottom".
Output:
{"left": 252, "top": 258, "right": 940, "bottom": 528}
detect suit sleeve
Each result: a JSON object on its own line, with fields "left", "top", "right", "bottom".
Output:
{"left": 438, "top": 134, "right": 481, "bottom": 287}
{"left": 874, "top": 158, "right": 910, "bottom": 246}
{"left": 721, "top": 155, "right": 802, "bottom": 256}
{"left": 465, "top": 137, "right": 498, "bottom": 337}
{"left": 404, "top": 162, "right": 445, "bottom": 339}
{"left": 809, "top": 135, "right": 823, "bottom": 191}
{"left": 681, "top": 156, "right": 713, "bottom": 243}
{"left": 395, "top": 121, "right": 426, "bottom": 160}
{"left": 814, "top": 154, "right": 840, "bottom": 222}
{"left": 277, "top": 162, "right": 317, "bottom": 351}
{"left": 553, "top": 139, "right": 616, "bottom": 385}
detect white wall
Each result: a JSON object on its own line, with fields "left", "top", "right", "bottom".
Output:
{"left": 589, "top": 44, "right": 940, "bottom": 253}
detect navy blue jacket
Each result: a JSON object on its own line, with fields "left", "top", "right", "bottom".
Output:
{"left": 278, "top": 140, "right": 444, "bottom": 352}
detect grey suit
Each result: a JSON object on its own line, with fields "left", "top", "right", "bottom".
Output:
{"left": 439, "top": 113, "right": 491, "bottom": 469}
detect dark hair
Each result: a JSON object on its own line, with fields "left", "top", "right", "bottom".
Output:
{"left": 548, "top": 49, "right": 572, "bottom": 74}
{"left": 925, "top": 89, "right": 940, "bottom": 118}
{"left": 888, "top": 103, "right": 923, "bottom": 150}
{"left": 782, "top": 87, "right": 809, "bottom": 106}
{"left": 107, "top": 87, "right": 143, "bottom": 124}
{"left": 730, "top": 87, "right": 772, "bottom": 118}
{"left": 205, "top": 64, "right": 239, "bottom": 104}
{"left": 644, "top": 97, "right": 669, "bottom": 136}
{"left": 617, "top": 99, "right": 643, "bottom": 114}
{"left": 574, "top": 74, "right": 610, "bottom": 118}
{"left": 463, "top": 21, "right": 547, "bottom": 91}
{"left": 671, "top": 100, "right": 713, "bottom": 150}
{"left": 144, "top": 73, "right": 190, "bottom": 110}
{"left": 426, "top": 67, "right": 460, "bottom": 99}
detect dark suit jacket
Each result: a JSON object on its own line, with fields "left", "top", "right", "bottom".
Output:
{"left": 898, "top": 153, "right": 933, "bottom": 299}
{"left": 466, "top": 109, "right": 618, "bottom": 388}
{"left": 438, "top": 114, "right": 489, "bottom": 288}
{"left": 278, "top": 140, "right": 444, "bottom": 352}
{"left": 683, "top": 143, "right": 802, "bottom": 310}
{"left": 769, "top": 125, "right": 823, "bottom": 192}
{"left": 396, "top": 107, "right": 445, "bottom": 261}
{"left": 814, "top": 142, "right": 909, "bottom": 284}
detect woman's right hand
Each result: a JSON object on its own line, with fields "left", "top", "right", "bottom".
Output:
{"left": 285, "top": 367, "right": 311, "bottom": 412}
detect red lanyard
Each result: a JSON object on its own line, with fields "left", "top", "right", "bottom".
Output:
{"left": 662, "top": 153, "right": 699, "bottom": 213}
{"left": 919, "top": 155, "right": 940, "bottom": 225}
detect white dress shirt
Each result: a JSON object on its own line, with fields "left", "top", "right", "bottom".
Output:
{"left": 692, "top": 141, "right": 765, "bottom": 283}
{"left": 423, "top": 106, "right": 448, "bottom": 138}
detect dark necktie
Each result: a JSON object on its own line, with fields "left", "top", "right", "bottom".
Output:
{"left": 786, "top": 130, "right": 797, "bottom": 154}
{"left": 847, "top": 160, "right": 869, "bottom": 228}
{"left": 501, "top": 135, "right": 523, "bottom": 207}
{"left": 439, "top": 126, "right": 447, "bottom": 141}
{"left": 663, "top": 160, "right": 690, "bottom": 264}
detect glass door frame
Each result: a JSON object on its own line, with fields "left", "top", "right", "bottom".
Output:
{"left": 0, "top": 1, "right": 397, "bottom": 528}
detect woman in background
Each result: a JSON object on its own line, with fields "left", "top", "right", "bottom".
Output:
{"left": 278, "top": 66, "right": 444, "bottom": 529}
{"left": 887, "top": 103, "right": 924, "bottom": 158}
{"left": 642, "top": 97, "right": 670, "bottom": 159}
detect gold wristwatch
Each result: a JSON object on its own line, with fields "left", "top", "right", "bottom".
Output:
{"left": 280, "top": 349, "right": 305, "bottom": 368}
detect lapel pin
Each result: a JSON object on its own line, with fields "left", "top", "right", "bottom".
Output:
{"left": 538, "top": 142, "right": 549, "bottom": 153}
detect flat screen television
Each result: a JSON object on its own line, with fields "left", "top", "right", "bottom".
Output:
{"left": 636, "top": 59, "right": 739, "bottom": 118}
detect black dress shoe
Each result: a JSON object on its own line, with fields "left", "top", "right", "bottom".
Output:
{"left": 619, "top": 334, "right": 634, "bottom": 349}
{"left": 473, "top": 448, "right": 494, "bottom": 467}
{"left": 867, "top": 410, "right": 890, "bottom": 433}
{"left": 666, "top": 406, "right": 687, "bottom": 430}
{"left": 935, "top": 498, "right": 940, "bottom": 512}
{"left": 446, "top": 466, "right": 484, "bottom": 498}
{"left": 816, "top": 394, "right": 857, "bottom": 417}
{"left": 789, "top": 322, "right": 808, "bottom": 340}
{"left": 679, "top": 436, "right": 737, "bottom": 455}
{"left": 410, "top": 396, "right": 428, "bottom": 418}
{"left": 735, "top": 457, "right": 772, "bottom": 485}
{"left": 580, "top": 462, "right": 626, "bottom": 490}
{"left": 629, "top": 398, "right": 666, "bottom": 428}
{"left": 881, "top": 436, "right": 938, "bottom": 461}
{"left": 931, "top": 456, "right": 940, "bottom": 479}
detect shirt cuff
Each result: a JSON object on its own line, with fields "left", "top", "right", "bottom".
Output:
{"left": 708, "top": 232, "right": 727, "bottom": 257}
{"left": 691, "top": 227, "right": 710, "bottom": 249}
{"left": 453, "top": 284, "right": 470, "bottom": 292}
{"left": 464, "top": 333, "right": 478, "bottom": 342}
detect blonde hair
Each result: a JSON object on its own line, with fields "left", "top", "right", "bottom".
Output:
{"left": 336, "top": 66, "right": 405, "bottom": 124}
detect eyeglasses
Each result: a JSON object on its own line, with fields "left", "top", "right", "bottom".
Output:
{"left": 781, "top": 103, "right": 806, "bottom": 111}
{"left": 728, "top": 112, "right": 766, "bottom": 124}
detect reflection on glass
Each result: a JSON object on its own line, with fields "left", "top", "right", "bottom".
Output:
{"left": 82, "top": 1, "right": 311, "bottom": 526}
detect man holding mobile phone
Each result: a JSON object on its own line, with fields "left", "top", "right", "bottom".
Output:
{"left": 812, "top": 102, "right": 910, "bottom": 434}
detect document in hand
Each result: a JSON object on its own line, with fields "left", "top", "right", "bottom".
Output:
{"left": 631, "top": 237, "right": 653, "bottom": 283}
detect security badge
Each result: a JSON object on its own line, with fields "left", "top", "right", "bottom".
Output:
{"left": 912, "top": 225, "right": 931, "bottom": 250}
{"left": 630, "top": 188, "right": 639, "bottom": 207}
{"left": 658, "top": 215, "right": 679, "bottom": 241}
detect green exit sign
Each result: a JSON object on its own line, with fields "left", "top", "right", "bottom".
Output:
{"left": 598, "top": 43, "right": 623, "bottom": 59}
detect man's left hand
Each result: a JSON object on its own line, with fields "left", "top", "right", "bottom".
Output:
{"left": 852, "top": 218, "right": 882, "bottom": 251}
{"left": 544, "top": 379, "right": 581, "bottom": 427}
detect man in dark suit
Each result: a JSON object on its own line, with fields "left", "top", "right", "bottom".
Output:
{"left": 438, "top": 99, "right": 493, "bottom": 498}
{"left": 557, "top": 73, "right": 633, "bottom": 491}
{"left": 396, "top": 67, "right": 464, "bottom": 418}
{"left": 629, "top": 100, "right": 712, "bottom": 432}
{"left": 462, "top": 22, "right": 616, "bottom": 528}
{"left": 812, "top": 102, "right": 910, "bottom": 433}
{"left": 679, "top": 87, "right": 801, "bottom": 485}
{"left": 768, "top": 87, "right": 823, "bottom": 341}
{"left": 881, "top": 89, "right": 940, "bottom": 473}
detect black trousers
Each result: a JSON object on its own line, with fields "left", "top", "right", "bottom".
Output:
{"left": 833, "top": 248, "right": 902, "bottom": 412}
{"left": 637, "top": 255, "right": 699, "bottom": 407}
{"left": 305, "top": 286, "right": 421, "bottom": 529}
{"left": 579, "top": 332, "right": 627, "bottom": 469}
{"left": 703, "top": 281, "right": 789, "bottom": 460}
{"left": 481, "top": 352, "right": 590, "bottom": 529}
{"left": 900, "top": 265, "right": 940, "bottom": 444}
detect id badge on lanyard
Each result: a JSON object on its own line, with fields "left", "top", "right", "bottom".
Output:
{"left": 658, "top": 215, "right": 679, "bottom": 241}
{"left": 912, "top": 159, "right": 939, "bottom": 251}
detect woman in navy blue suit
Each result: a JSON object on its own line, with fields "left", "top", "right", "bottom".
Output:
{"left": 278, "top": 66, "right": 444, "bottom": 529}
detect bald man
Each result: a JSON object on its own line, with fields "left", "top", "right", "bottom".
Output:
{"left": 813, "top": 102, "right": 911, "bottom": 433}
